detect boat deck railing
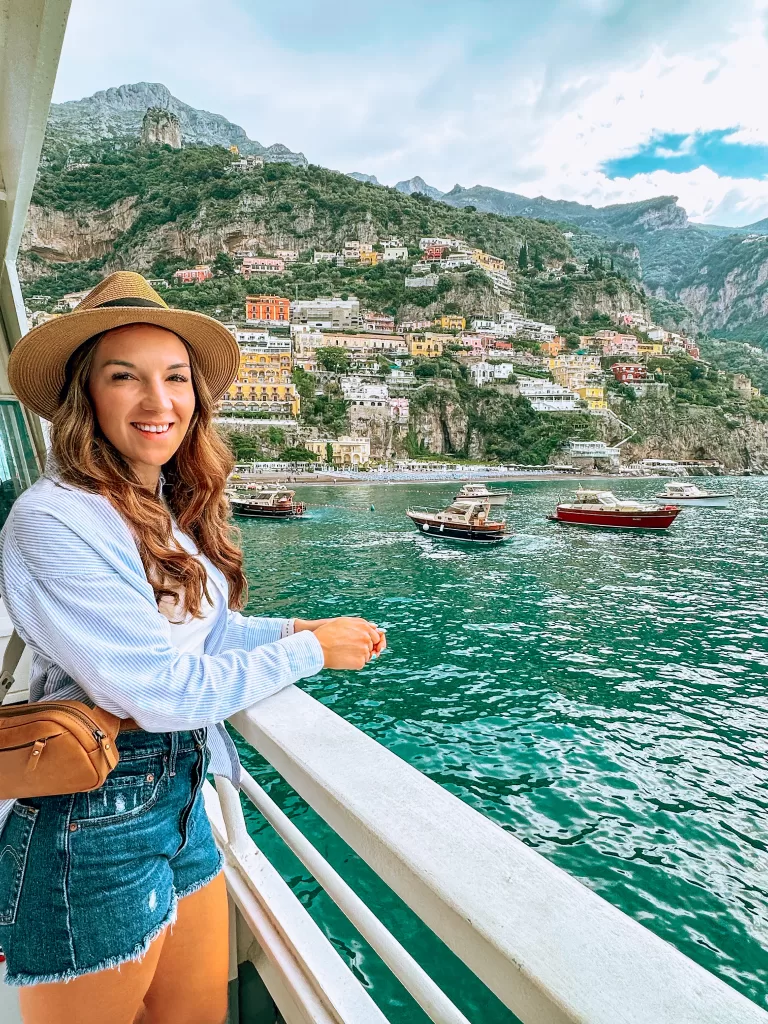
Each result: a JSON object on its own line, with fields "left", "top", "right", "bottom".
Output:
{"left": 210, "top": 686, "right": 768, "bottom": 1023}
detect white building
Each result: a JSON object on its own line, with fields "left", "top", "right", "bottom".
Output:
{"left": 518, "top": 377, "right": 579, "bottom": 411}
{"left": 313, "top": 251, "right": 339, "bottom": 264}
{"left": 566, "top": 440, "right": 620, "bottom": 461}
{"left": 438, "top": 255, "right": 474, "bottom": 269}
{"left": 419, "top": 237, "right": 470, "bottom": 251}
{"left": 470, "top": 361, "right": 516, "bottom": 386}
{"left": 498, "top": 311, "right": 557, "bottom": 341}
{"left": 382, "top": 247, "right": 408, "bottom": 261}
{"left": 235, "top": 330, "right": 291, "bottom": 353}
{"left": 487, "top": 269, "right": 514, "bottom": 294}
{"left": 341, "top": 377, "right": 390, "bottom": 402}
{"left": 274, "top": 249, "right": 299, "bottom": 263}
{"left": 291, "top": 297, "right": 361, "bottom": 330}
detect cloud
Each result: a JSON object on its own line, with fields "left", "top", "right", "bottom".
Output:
{"left": 51, "top": 0, "right": 768, "bottom": 226}
{"left": 655, "top": 136, "right": 697, "bottom": 159}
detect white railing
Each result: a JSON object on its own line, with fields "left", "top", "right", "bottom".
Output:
{"left": 212, "top": 686, "right": 768, "bottom": 1024}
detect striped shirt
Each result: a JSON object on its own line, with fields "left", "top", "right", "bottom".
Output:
{"left": 0, "top": 466, "right": 324, "bottom": 830}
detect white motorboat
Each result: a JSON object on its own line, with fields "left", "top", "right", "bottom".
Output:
{"left": 655, "top": 481, "right": 734, "bottom": 507}
{"left": 453, "top": 482, "right": 511, "bottom": 506}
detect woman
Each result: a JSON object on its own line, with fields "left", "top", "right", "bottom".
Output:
{"left": 0, "top": 272, "right": 385, "bottom": 1024}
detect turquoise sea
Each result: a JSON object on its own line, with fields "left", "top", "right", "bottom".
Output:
{"left": 234, "top": 477, "right": 768, "bottom": 1020}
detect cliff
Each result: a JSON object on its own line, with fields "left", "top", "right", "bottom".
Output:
{"left": 677, "top": 234, "right": 768, "bottom": 346}
{"left": 141, "top": 108, "right": 182, "bottom": 149}
{"left": 601, "top": 400, "right": 768, "bottom": 471}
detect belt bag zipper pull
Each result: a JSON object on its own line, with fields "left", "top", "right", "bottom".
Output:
{"left": 26, "top": 738, "right": 46, "bottom": 771}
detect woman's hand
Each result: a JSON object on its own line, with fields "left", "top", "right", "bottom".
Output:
{"left": 312, "top": 617, "right": 386, "bottom": 670}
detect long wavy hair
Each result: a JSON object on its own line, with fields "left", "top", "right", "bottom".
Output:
{"left": 50, "top": 328, "right": 246, "bottom": 616}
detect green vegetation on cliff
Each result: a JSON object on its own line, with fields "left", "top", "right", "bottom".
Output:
{"left": 23, "top": 141, "right": 647, "bottom": 327}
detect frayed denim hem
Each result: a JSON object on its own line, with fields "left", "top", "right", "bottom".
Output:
{"left": 175, "top": 853, "right": 223, "bottom": 904}
{"left": 3, "top": 897, "right": 179, "bottom": 988}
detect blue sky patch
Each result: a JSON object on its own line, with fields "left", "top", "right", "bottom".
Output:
{"left": 603, "top": 130, "right": 768, "bottom": 180}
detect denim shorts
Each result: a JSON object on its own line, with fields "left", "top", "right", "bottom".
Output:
{"left": 0, "top": 728, "right": 222, "bottom": 986}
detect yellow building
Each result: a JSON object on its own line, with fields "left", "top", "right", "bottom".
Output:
{"left": 638, "top": 342, "right": 663, "bottom": 357}
{"left": 471, "top": 249, "right": 506, "bottom": 272}
{"left": 576, "top": 385, "right": 608, "bottom": 411}
{"left": 359, "top": 250, "right": 379, "bottom": 266}
{"left": 434, "top": 314, "right": 466, "bottom": 330}
{"left": 304, "top": 436, "right": 371, "bottom": 466}
{"left": 223, "top": 347, "right": 300, "bottom": 416}
{"left": 408, "top": 332, "right": 448, "bottom": 358}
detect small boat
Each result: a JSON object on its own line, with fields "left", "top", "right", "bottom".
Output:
{"left": 230, "top": 486, "right": 307, "bottom": 519}
{"left": 406, "top": 500, "right": 508, "bottom": 543}
{"left": 453, "top": 482, "right": 512, "bottom": 506}
{"left": 547, "top": 489, "right": 681, "bottom": 531}
{"left": 654, "top": 481, "right": 733, "bottom": 507}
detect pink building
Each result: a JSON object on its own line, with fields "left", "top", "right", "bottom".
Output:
{"left": 461, "top": 334, "right": 488, "bottom": 355}
{"left": 173, "top": 265, "right": 212, "bottom": 284}
{"left": 612, "top": 363, "right": 646, "bottom": 384}
{"left": 364, "top": 312, "right": 396, "bottom": 333}
{"left": 241, "top": 257, "right": 285, "bottom": 277}
{"left": 397, "top": 319, "right": 432, "bottom": 333}
{"left": 603, "top": 334, "right": 639, "bottom": 357}
{"left": 390, "top": 397, "right": 410, "bottom": 423}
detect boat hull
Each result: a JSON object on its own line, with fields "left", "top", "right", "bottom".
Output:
{"left": 548, "top": 507, "right": 681, "bottom": 530}
{"left": 655, "top": 494, "right": 732, "bottom": 507}
{"left": 407, "top": 513, "right": 507, "bottom": 543}
{"left": 231, "top": 502, "right": 306, "bottom": 519}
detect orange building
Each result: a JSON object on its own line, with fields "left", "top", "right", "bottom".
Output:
{"left": 245, "top": 295, "right": 290, "bottom": 323}
{"left": 540, "top": 336, "right": 565, "bottom": 357}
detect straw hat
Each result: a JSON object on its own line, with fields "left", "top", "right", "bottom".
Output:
{"left": 8, "top": 271, "right": 241, "bottom": 421}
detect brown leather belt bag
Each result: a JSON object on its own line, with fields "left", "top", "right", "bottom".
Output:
{"left": 0, "top": 631, "right": 122, "bottom": 799}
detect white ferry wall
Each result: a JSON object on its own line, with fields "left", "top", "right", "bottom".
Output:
{"left": 1, "top": 4, "right": 768, "bottom": 1024}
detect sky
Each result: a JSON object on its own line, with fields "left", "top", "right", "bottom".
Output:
{"left": 52, "top": 0, "right": 768, "bottom": 226}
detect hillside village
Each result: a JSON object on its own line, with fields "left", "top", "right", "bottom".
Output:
{"left": 28, "top": 223, "right": 764, "bottom": 473}
{"left": 20, "top": 108, "right": 768, "bottom": 473}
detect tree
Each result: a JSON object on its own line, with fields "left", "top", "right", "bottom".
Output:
{"left": 518, "top": 243, "right": 528, "bottom": 271}
{"left": 212, "top": 252, "right": 235, "bottom": 276}
{"left": 317, "top": 347, "right": 351, "bottom": 373}
{"left": 278, "top": 446, "right": 318, "bottom": 462}
{"left": 325, "top": 442, "right": 335, "bottom": 465}
{"left": 377, "top": 354, "right": 392, "bottom": 376}
{"left": 532, "top": 249, "right": 544, "bottom": 272}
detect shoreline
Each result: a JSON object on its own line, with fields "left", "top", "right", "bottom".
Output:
{"left": 229, "top": 472, "right": 754, "bottom": 487}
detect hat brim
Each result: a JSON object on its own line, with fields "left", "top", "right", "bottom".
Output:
{"left": 9, "top": 307, "right": 241, "bottom": 421}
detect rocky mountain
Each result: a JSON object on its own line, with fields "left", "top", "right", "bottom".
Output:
{"left": 441, "top": 186, "right": 689, "bottom": 234}
{"left": 677, "top": 233, "right": 768, "bottom": 343}
{"left": 45, "top": 82, "right": 307, "bottom": 166}
{"left": 394, "top": 176, "right": 444, "bottom": 201}
{"left": 348, "top": 172, "right": 380, "bottom": 185}
{"left": 140, "top": 108, "right": 181, "bottom": 149}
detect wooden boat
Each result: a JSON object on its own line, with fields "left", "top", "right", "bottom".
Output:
{"left": 406, "top": 500, "right": 508, "bottom": 543}
{"left": 230, "top": 486, "right": 306, "bottom": 519}
{"left": 654, "top": 481, "right": 733, "bottom": 507}
{"left": 453, "top": 482, "right": 512, "bottom": 506}
{"left": 548, "top": 489, "right": 681, "bottom": 531}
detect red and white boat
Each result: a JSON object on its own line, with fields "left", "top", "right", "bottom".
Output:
{"left": 548, "top": 489, "right": 682, "bottom": 531}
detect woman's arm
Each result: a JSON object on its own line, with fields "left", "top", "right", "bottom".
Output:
{"left": 2, "top": 505, "right": 323, "bottom": 730}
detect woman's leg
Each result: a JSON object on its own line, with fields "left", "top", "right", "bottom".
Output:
{"left": 142, "top": 871, "right": 229, "bottom": 1024}
{"left": 17, "top": 927, "right": 168, "bottom": 1024}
